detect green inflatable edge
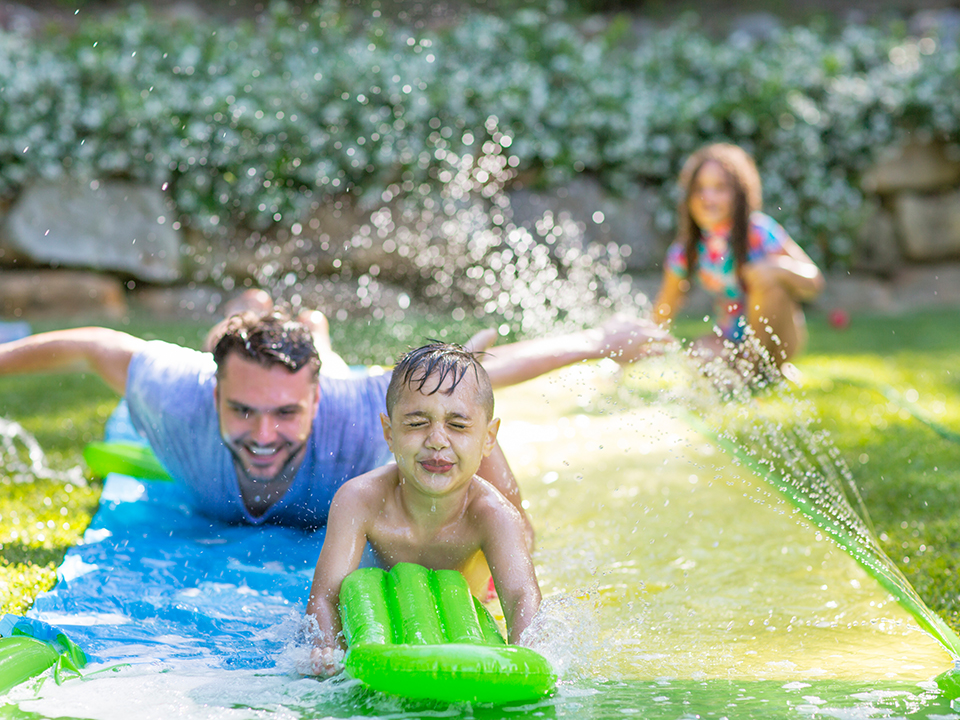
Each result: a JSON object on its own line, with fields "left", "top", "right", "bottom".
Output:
{"left": 339, "top": 562, "right": 556, "bottom": 704}
{"left": 0, "top": 626, "right": 87, "bottom": 695}
{"left": 83, "top": 441, "right": 172, "bottom": 482}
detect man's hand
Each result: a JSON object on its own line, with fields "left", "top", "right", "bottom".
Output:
{"left": 595, "top": 315, "right": 676, "bottom": 364}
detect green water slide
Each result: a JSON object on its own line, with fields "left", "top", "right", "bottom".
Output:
{"left": 683, "top": 410, "right": 960, "bottom": 658}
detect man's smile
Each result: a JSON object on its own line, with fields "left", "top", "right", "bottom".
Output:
{"left": 247, "top": 444, "right": 280, "bottom": 457}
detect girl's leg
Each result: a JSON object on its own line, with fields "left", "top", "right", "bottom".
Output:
{"left": 744, "top": 267, "right": 807, "bottom": 366}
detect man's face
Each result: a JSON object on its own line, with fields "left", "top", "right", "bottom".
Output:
{"left": 215, "top": 353, "right": 320, "bottom": 484}
{"left": 381, "top": 371, "right": 498, "bottom": 499}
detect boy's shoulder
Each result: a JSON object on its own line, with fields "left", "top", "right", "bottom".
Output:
{"left": 466, "top": 475, "right": 522, "bottom": 521}
{"left": 335, "top": 464, "right": 400, "bottom": 504}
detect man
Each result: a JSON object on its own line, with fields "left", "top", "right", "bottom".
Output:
{"left": 0, "top": 298, "right": 668, "bottom": 530}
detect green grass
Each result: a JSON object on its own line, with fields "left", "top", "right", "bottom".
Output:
{"left": 797, "top": 308, "right": 960, "bottom": 632}
{"left": 669, "top": 307, "right": 960, "bottom": 632}
{"left": 1, "top": 306, "right": 959, "bottom": 636}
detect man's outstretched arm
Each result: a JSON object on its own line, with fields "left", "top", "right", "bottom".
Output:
{"left": 0, "top": 327, "right": 148, "bottom": 396}
{"left": 475, "top": 316, "right": 674, "bottom": 389}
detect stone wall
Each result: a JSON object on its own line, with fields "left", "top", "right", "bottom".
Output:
{"left": 856, "top": 140, "right": 960, "bottom": 271}
{"left": 1, "top": 138, "right": 959, "bottom": 322}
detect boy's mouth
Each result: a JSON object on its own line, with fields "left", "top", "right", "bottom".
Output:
{"left": 420, "top": 458, "right": 454, "bottom": 474}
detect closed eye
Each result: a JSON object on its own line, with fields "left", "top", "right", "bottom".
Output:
{"left": 228, "top": 403, "right": 253, "bottom": 419}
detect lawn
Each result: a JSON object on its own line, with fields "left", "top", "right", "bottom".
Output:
{"left": 0, "top": 306, "right": 958, "bottom": 635}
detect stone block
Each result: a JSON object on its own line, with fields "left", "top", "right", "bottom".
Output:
{"left": 1, "top": 179, "right": 182, "bottom": 283}
{"left": 893, "top": 189, "right": 960, "bottom": 261}
{"left": 0, "top": 270, "right": 126, "bottom": 320}
{"left": 852, "top": 201, "right": 902, "bottom": 275}
{"left": 130, "top": 285, "right": 226, "bottom": 322}
{"left": 892, "top": 263, "right": 960, "bottom": 309}
{"left": 811, "top": 272, "right": 898, "bottom": 314}
{"left": 862, "top": 141, "right": 960, "bottom": 194}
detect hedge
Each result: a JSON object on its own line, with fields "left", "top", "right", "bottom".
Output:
{"left": 1, "top": 1, "right": 957, "bottom": 269}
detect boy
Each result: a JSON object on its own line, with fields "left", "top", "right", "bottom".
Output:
{"left": 304, "top": 342, "right": 541, "bottom": 675}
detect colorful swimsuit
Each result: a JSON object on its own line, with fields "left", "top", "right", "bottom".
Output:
{"left": 665, "top": 211, "right": 791, "bottom": 342}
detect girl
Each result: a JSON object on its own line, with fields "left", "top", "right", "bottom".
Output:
{"left": 653, "top": 143, "right": 824, "bottom": 374}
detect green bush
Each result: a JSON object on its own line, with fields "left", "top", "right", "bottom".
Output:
{"left": 0, "top": 2, "right": 958, "bottom": 267}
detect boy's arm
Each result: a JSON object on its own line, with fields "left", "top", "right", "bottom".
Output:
{"left": 478, "top": 495, "right": 542, "bottom": 644}
{"left": 0, "top": 327, "right": 147, "bottom": 396}
{"left": 477, "top": 442, "right": 535, "bottom": 551}
{"left": 305, "top": 473, "right": 381, "bottom": 675}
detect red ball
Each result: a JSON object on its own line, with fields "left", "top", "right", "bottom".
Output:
{"left": 829, "top": 308, "right": 850, "bottom": 330}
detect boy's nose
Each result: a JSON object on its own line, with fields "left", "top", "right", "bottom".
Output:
{"left": 425, "top": 425, "right": 449, "bottom": 449}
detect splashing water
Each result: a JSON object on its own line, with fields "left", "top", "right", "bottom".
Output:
{"left": 239, "top": 121, "right": 645, "bottom": 342}
{"left": 652, "top": 336, "right": 960, "bottom": 658}
{"left": 493, "top": 355, "right": 958, "bottom": 684}
{"left": 0, "top": 416, "right": 84, "bottom": 486}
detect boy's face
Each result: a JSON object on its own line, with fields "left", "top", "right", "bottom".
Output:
{"left": 381, "top": 370, "right": 499, "bottom": 499}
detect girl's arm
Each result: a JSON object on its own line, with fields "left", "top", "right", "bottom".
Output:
{"left": 653, "top": 268, "right": 689, "bottom": 328}
{"left": 744, "top": 237, "right": 824, "bottom": 303}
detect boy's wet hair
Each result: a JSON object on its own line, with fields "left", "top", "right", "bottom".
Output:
{"left": 386, "top": 342, "right": 494, "bottom": 420}
{"left": 211, "top": 309, "right": 321, "bottom": 379}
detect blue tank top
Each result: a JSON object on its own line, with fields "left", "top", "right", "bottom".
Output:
{"left": 125, "top": 341, "right": 392, "bottom": 529}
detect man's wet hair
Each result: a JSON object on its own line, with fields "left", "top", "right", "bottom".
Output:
{"left": 211, "top": 309, "right": 321, "bottom": 379}
{"left": 386, "top": 342, "right": 494, "bottom": 420}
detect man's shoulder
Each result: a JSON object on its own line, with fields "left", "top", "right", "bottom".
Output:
{"left": 126, "top": 340, "right": 215, "bottom": 416}
{"left": 131, "top": 340, "right": 210, "bottom": 374}
{"left": 318, "top": 370, "right": 391, "bottom": 395}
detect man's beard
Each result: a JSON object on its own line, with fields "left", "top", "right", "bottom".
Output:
{"left": 228, "top": 440, "right": 306, "bottom": 486}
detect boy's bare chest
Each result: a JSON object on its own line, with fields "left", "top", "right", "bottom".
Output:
{"left": 369, "top": 517, "right": 482, "bottom": 572}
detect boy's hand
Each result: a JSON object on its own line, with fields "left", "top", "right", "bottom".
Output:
{"left": 309, "top": 645, "right": 343, "bottom": 677}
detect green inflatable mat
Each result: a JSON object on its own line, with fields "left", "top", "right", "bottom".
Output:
{"left": 0, "top": 618, "right": 87, "bottom": 695}
{"left": 83, "top": 441, "right": 172, "bottom": 482}
{"left": 338, "top": 562, "right": 556, "bottom": 704}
